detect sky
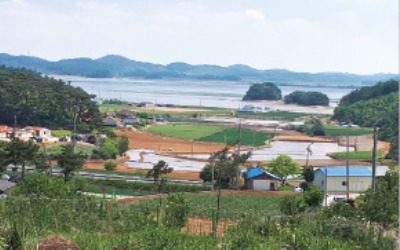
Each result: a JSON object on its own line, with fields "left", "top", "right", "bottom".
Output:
{"left": 0, "top": 0, "right": 398, "bottom": 74}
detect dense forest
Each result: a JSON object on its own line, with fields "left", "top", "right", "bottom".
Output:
{"left": 242, "top": 82, "right": 282, "bottom": 101}
{"left": 0, "top": 66, "right": 101, "bottom": 131}
{"left": 333, "top": 80, "right": 399, "bottom": 160}
{"left": 284, "top": 91, "right": 329, "bottom": 106}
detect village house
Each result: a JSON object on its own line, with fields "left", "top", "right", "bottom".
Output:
{"left": 245, "top": 167, "right": 282, "bottom": 191}
{"left": 116, "top": 109, "right": 136, "bottom": 119}
{"left": 24, "top": 126, "right": 51, "bottom": 138}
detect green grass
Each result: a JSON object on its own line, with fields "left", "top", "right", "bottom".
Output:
{"left": 51, "top": 130, "right": 72, "bottom": 137}
{"left": 40, "top": 144, "right": 94, "bottom": 156}
{"left": 81, "top": 168, "right": 148, "bottom": 178}
{"left": 136, "top": 193, "right": 285, "bottom": 219}
{"left": 84, "top": 184, "right": 145, "bottom": 196}
{"left": 331, "top": 151, "right": 383, "bottom": 161}
{"left": 148, "top": 124, "right": 224, "bottom": 140}
{"left": 148, "top": 124, "right": 274, "bottom": 146}
{"left": 323, "top": 124, "right": 373, "bottom": 136}
{"left": 99, "top": 103, "right": 232, "bottom": 117}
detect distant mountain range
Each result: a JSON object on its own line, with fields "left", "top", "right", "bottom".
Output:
{"left": 0, "top": 53, "right": 397, "bottom": 86}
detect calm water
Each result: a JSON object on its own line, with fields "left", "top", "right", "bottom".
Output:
{"left": 57, "top": 75, "right": 356, "bottom": 109}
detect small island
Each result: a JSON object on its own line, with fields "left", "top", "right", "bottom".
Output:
{"left": 284, "top": 91, "right": 329, "bottom": 106}
{"left": 242, "top": 82, "right": 282, "bottom": 101}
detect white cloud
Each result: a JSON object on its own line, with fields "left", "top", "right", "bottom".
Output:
{"left": 0, "top": 0, "right": 397, "bottom": 74}
{"left": 245, "top": 9, "right": 266, "bottom": 21}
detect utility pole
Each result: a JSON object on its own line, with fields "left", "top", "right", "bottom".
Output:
{"left": 12, "top": 114, "right": 16, "bottom": 139}
{"left": 346, "top": 135, "right": 350, "bottom": 200}
{"left": 236, "top": 119, "right": 242, "bottom": 190}
{"left": 371, "top": 126, "right": 378, "bottom": 192}
{"left": 324, "top": 167, "right": 328, "bottom": 206}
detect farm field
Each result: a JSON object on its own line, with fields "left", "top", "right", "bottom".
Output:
{"left": 130, "top": 191, "right": 291, "bottom": 219}
{"left": 148, "top": 124, "right": 274, "bottom": 147}
{"left": 330, "top": 151, "right": 383, "bottom": 161}
{"left": 99, "top": 103, "right": 232, "bottom": 116}
{"left": 323, "top": 124, "right": 373, "bottom": 136}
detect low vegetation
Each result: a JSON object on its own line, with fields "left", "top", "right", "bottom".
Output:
{"left": 148, "top": 124, "right": 274, "bottom": 147}
{"left": 331, "top": 151, "right": 384, "bottom": 161}
{"left": 323, "top": 124, "right": 373, "bottom": 136}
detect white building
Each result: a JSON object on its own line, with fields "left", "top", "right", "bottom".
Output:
{"left": 314, "top": 166, "right": 388, "bottom": 193}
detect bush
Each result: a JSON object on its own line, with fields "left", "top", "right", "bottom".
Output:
{"left": 104, "top": 161, "right": 117, "bottom": 171}
{"left": 279, "top": 195, "right": 307, "bottom": 215}
{"left": 164, "top": 193, "right": 190, "bottom": 228}
{"left": 303, "top": 184, "right": 324, "bottom": 207}
{"left": 278, "top": 185, "right": 293, "bottom": 191}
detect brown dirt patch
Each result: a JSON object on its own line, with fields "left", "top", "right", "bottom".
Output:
{"left": 115, "top": 129, "right": 225, "bottom": 154}
{"left": 84, "top": 160, "right": 202, "bottom": 181}
{"left": 38, "top": 236, "right": 79, "bottom": 250}
{"left": 182, "top": 217, "right": 237, "bottom": 237}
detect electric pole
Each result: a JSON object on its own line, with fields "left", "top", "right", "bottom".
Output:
{"left": 346, "top": 135, "right": 350, "bottom": 200}
{"left": 371, "top": 126, "right": 378, "bottom": 192}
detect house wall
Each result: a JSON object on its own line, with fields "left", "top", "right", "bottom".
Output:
{"left": 314, "top": 172, "right": 372, "bottom": 192}
{"left": 250, "top": 179, "right": 279, "bottom": 191}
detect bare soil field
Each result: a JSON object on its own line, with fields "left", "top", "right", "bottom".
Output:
{"left": 115, "top": 129, "right": 225, "bottom": 154}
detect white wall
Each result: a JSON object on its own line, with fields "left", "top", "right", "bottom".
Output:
{"left": 253, "top": 180, "right": 271, "bottom": 191}
{"left": 314, "top": 172, "right": 372, "bottom": 192}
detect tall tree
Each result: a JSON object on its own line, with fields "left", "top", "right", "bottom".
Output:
{"left": 0, "top": 139, "right": 39, "bottom": 179}
{"left": 117, "top": 135, "right": 129, "bottom": 156}
{"left": 147, "top": 160, "right": 173, "bottom": 184}
{"left": 265, "top": 154, "right": 301, "bottom": 185}
{"left": 56, "top": 145, "right": 85, "bottom": 182}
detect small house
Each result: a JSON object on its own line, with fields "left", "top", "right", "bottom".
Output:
{"left": 24, "top": 126, "right": 51, "bottom": 138}
{"left": 313, "top": 166, "right": 387, "bottom": 193}
{"left": 245, "top": 167, "right": 281, "bottom": 191}
{"left": 102, "top": 117, "right": 118, "bottom": 127}
{"left": 0, "top": 125, "right": 10, "bottom": 139}
{"left": 123, "top": 118, "right": 140, "bottom": 126}
{"left": 116, "top": 109, "right": 136, "bottom": 119}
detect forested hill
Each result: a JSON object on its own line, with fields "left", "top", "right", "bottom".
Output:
{"left": 0, "top": 66, "right": 101, "bottom": 130}
{"left": 0, "top": 53, "right": 398, "bottom": 86}
{"left": 333, "top": 80, "right": 399, "bottom": 160}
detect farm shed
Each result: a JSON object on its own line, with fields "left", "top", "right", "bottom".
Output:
{"left": 313, "top": 166, "right": 387, "bottom": 193}
{"left": 246, "top": 167, "right": 281, "bottom": 191}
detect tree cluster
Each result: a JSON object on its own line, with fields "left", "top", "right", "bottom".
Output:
{"left": 0, "top": 66, "right": 101, "bottom": 131}
{"left": 333, "top": 80, "right": 398, "bottom": 160}
{"left": 284, "top": 91, "right": 329, "bottom": 106}
{"left": 242, "top": 82, "right": 282, "bottom": 101}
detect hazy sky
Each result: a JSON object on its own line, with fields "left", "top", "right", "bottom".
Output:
{"left": 0, "top": 0, "right": 398, "bottom": 74}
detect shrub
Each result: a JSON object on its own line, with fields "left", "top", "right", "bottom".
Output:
{"left": 278, "top": 185, "right": 293, "bottom": 191}
{"left": 104, "top": 161, "right": 117, "bottom": 171}
{"left": 164, "top": 193, "right": 190, "bottom": 228}
{"left": 279, "top": 195, "right": 307, "bottom": 215}
{"left": 303, "top": 184, "right": 324, "bottom": 207}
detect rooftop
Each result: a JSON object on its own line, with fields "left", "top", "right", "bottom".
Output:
{"left": 318, "top": 167, "right": 372, "bottom": 177}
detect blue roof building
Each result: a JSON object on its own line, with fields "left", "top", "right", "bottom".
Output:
{"left": 313, "top": 166, "right": 385, "bottom": 193}
{"left": 245, "top": 167, "right": 281, "bottom": 191}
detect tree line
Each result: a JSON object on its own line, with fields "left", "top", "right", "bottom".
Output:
{"left": 0, "top": 66, "right": 101, "bottom": 131}
{"left": 333, "top": 80, "right": 398, "bottom": 160}
{"left": 242, "top": 82, "right": 329, "bottom": 106}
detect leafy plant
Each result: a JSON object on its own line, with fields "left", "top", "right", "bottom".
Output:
{"left": 104, "top": 161, "right": 117, "bottom": 171}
